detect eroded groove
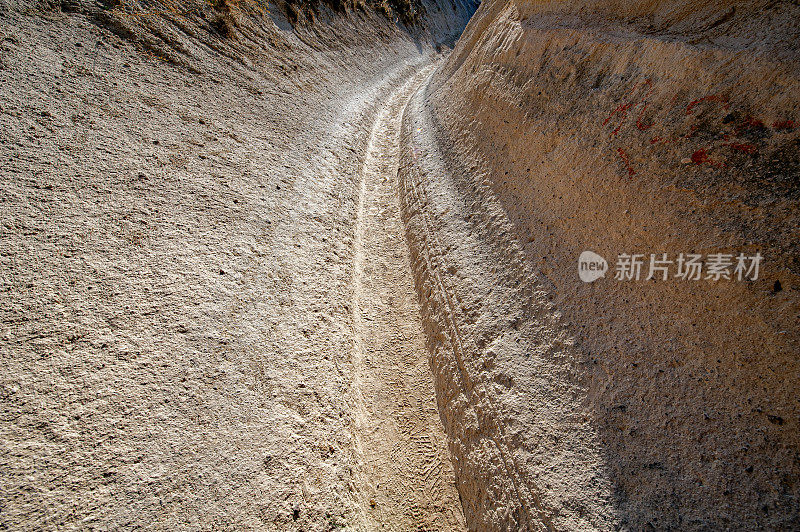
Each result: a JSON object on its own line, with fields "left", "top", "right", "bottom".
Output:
{"left": 348, "top": 63, "right": 465, "bottom": 531}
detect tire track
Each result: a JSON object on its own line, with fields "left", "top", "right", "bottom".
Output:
{"left": 349, "top": 64, "right": 466, "bottom": 530}
{"left": 397, "top": 76, "right": 557, "bottom": 530}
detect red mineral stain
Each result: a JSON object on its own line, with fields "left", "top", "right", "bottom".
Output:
{"left": 685, "top": 94, "right": 730, "bottom": 115}
{"left": 772, "top": 120, "right": 795, "bottom": 130}
{"left": 636, "top": 95, "right": 655, "bottom": 131}
{"left": 735, "top": 115, "right": 766, "bottom": 134}
{"left": 603, "top": 79, "right": 653, "bottom": 137}
{"left": 604, "top": 102, "right": 635, "bottom": 136}
{"left": 690, "top": 147, "right": 727, "bottom": 168}
{"left": 731, "top": 142, "right": 757, "bottom": 154}
{"left": 691, "top": 148, "right": 709, "bottom": 164}
{"left": 636, "top": 107, "right": 653, "bottom": 130}
{"left": 681, "top": 124, "right": 699, "bottom": 139}
{"left": 650, "top": 136, "right": 663, "bottom": 144}
{"left": 617, "top": 147, "right": 636, "bottom": 176}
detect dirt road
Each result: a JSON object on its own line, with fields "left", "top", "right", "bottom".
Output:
{"left": 350, "top": 65, "right": 464, "bottom": 529}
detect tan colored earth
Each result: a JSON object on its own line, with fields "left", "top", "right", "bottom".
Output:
{"left": 1, "top": 0, "right": 798, "bottom": 529}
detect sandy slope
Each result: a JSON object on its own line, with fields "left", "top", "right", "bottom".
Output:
{"left": 0, "top": 1, "right": 473, "bottom": 529}
{"left": 399, "top": 0, "right": 800, "bottom": 529}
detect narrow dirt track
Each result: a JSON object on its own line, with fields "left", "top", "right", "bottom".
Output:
{"left": 350, "top": 65, "right": 465, "bottom": 530}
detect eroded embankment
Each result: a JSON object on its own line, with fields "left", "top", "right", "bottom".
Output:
{"left": 399, "top": 0, "right": 800, "bottom": 529}
{"left": 0, "top": 0, "right": 474, "bottom": 528}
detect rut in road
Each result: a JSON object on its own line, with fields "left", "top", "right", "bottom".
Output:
{"left": 349, "top": 65, "right": 465, "bottom": 530}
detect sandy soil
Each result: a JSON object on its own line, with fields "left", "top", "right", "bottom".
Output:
{"left": 0, "top": 1, "right": 472, "bottom": 529}
{"left": 350, "top": 64, "right": 464, "bottom": 530}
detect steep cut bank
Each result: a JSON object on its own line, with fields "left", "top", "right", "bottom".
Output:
{"left": 0, "top": 0, "right": 476, "bottom": 529}
{"left": 400, "top": 0, "right": 799, "bottom": 529}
